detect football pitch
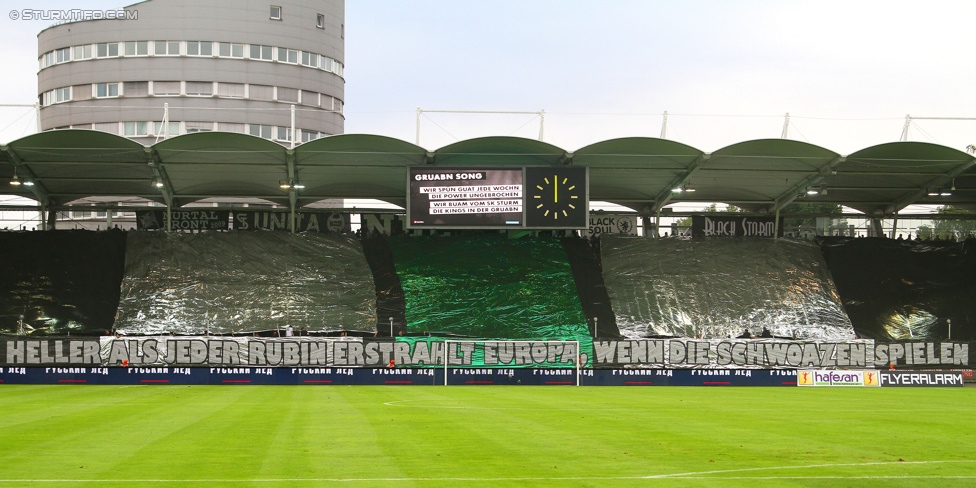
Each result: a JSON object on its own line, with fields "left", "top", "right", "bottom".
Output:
{"left": 0, "top": 385, "right": 973, "bottom": 487}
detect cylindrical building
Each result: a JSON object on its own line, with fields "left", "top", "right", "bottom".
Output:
{"left": 37, "top": 0, "right": 344, "bottom": 145}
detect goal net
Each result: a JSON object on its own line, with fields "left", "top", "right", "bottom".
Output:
{"left": 442, "top": 340, "right": 581, "bottom": 386}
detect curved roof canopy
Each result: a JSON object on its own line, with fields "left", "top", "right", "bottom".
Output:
{"left": 2, "top": 130, "right": 975, "bottom": 215}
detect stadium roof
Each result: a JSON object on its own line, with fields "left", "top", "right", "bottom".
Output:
{"left": 2, "top": 130, "right": 975, "bottom": 215}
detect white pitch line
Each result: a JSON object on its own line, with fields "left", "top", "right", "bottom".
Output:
{"left": 1, "top": 460, "right": 974, "bottom": 483}
{"left": 639, "top": 459, "right": 976, "bottom": 478}
{"left": 382, "top": 399, "right": 523, "bottom": 409}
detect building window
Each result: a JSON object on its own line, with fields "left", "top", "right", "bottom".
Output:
{"left": 93, "top": 122, "right": 119, "bottom": 135}
{"left": 124, "top": 41, "right": 148, "bottom": 56}
{"left": 152, "top": 81, "right": 181, "bottom": 96}
{"left": 276, "top": 127, "right": 292, "bottom": 142}
{"left": 123, "top": 121, "right": 149, "bottom": 137}
{"left": 218, "top": 122, "right": 245, "bottom": 133}
{"left": 95, "top": 83, "right": 120, "bottom": 98}
{"left": 270, "top": 5, "right": 282, "bottom": 20}
{"left": 185, "top": 81, "right": 213, "bottom": 96}
{"left": 301, "top": 90, "right": 319, "bottom": 107}
{"left": 55, "top": 87, "right": 71, "bottom": 103}
{"left": 185, "top": 121, "right": 213, "bottom": 133}
{"left": 154, "top": 41, "right": 180, "bottom": 56}
{"left": 301, "top": 52, "right": 319, "bottom": 68}
{"left": 277, "top": 48, "right": 298, "bottom": 64}
{"left": 321, "top": 58, "right": 333, "bottom": 72}
{"left": 302, "top": 130, "right": 324, "bottom": 142}
{"left": 187, "top": 41, "right": 213, "bottom": 56}
{"left": 74, "top": 45, "right": 93, "bottom": 60}
{"left": 249, "top": 44, "right": 273, "bottom": 61}
{"left": 55, "top": 47, "right": 71, "bottom": 63}
{"left": 276, "top": 87, "right": 298, "bottom": 103}
{"left": 73, "top": 84, "right": 92, "bottom": 100}
{"left": 217, "top": 82, "right": 245, "bottom": 98}
{"left": 248, "top": 84, "right": 274, "bottom": 100}
{"left": 218, "top": 42, "right": 245, "bottom": 58}
{"left": 249, "top": 124, "right": 272, "bottom": 139}
{"left": 123, "top": 81, "right": 148, "bottom": 97}
{"left": 97, "top": 42, "right": 119, "bottom": 57}
{"left": 317, "top": 13, "right": 325, "bottom": 29}
{"left": 153, "top": 121, "right": 180, "bottom": 136}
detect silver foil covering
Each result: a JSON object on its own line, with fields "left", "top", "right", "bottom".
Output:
{"left": 115, "top": 231, "right": 376, "bottom": 335}
{"left": 601, "top": 236, "right": 855, "bottom": 340}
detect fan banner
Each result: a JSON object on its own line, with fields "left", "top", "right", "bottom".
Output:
{"left": 135, "top": 210, "right": 230, "bottom": 231}
{"left": 232, "top": 211, "right": 350, "bottom": 233}
{"left": 691, "top": 215, "right": 782, "bottom": 237}
{"left": 587, "top": 215, "right": 638, "bottom": 237}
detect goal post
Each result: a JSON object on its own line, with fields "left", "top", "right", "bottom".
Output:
{"left": 442, "top": 340, "right": 581, "bottom": 386}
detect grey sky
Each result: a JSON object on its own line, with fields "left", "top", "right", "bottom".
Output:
{"left": 1, "top": 0, "right": 974, "bottom": 154}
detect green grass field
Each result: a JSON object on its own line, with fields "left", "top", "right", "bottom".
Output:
{"left": 0, "top": 386, "right": 973, "bottom": 487}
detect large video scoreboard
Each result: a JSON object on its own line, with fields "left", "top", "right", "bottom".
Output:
{"left": 407, "top": 166, "right": 588, "bottom": 229}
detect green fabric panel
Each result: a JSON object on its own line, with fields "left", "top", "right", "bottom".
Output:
{"left": 389, "top": 234, "right": 587, "bottom": 340}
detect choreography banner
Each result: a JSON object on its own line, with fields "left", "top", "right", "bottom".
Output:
{"left": 590, "top": 339, "right": 970, "bottom": 369}
{"left": 0, "top": 338, "right": 577, "bottom": 368}
{"left": 1, "top": 338, "right": 969, "bottom": 369}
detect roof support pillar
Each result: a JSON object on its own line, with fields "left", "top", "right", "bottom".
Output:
{"left": 773, "top": 208, "right": 780, "bottom": 240}
{"left": 769, "top": 156, "right": 845, "bottom": 213}
{"left": 651, "top": 154, "right": 708, "bottom": 212}
{"left": 4, "top": 146, "right": 51, "bottom": 207}
{"left": 286, "top": 148, "right": 297, "bottom": 233}
{"left": 884, "top": 156, "right": 976, "bottom": 214}
{"left": 146, "top": 149, "right": 175, "bottom": 231}
{"left": 870, "top": 218, "right": 884, "bottom": 238}
{"left": 46, "top": 207, "right": 57, "bottom": 230}
{"left": 146, "top": 149, "right": 175, "bottom": 208}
